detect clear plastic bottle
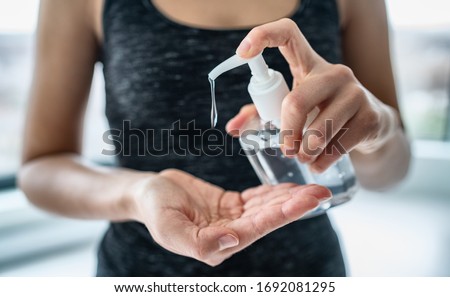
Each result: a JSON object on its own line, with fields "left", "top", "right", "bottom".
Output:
{"left": 239, "top": 117, "right": 357, "bottom": 218}
{"left": 208, "top": 53, "right": 358, "bottom": 218}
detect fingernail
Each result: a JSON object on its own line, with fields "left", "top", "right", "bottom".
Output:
{"left": 218, "top": 234, "right": 239, "bottom": 251}
{"left": 236, "top": 38, "right": 251, "bottom": 56}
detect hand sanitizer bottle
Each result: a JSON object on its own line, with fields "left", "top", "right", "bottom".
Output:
{"left": 208, "top": 53, "right": 358, "bottom": 218}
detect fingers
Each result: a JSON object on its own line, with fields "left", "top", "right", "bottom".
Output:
{"left": 288, "top": 184, "right": 332, "bottom": 198}
{"left": 241, "top": 183, "right": 297, "bottom": 202}
{"left": 280, "top": 69, "right": 343, "bottom": 155}
{"left": 309, "top": 130, "right": 351, "bottom": 174}
{"left": 231, "top": 185, "right": 330, "bottom": 245}
{"left": 236, "top": 18, "right": 319, "bottom": 75}
{"left": 243, "top": 183, "right": 305, "bottom": 210}
{"left": 215, "top": 185, "right": 331, "bottom": 263}
{"left": 310, "top": 108, "right": 378, "bottom": 173}
{"left": 298, "top": 87, "right": 361, "bottom": 162}
{"left": 242, "top": 185, "right": 320, "bottom": 218}
{"left": 226, "top": 104, "right": 258, "bottom": 137}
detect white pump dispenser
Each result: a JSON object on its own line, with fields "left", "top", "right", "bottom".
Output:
{"left": 208, "top": 53, "right": 289, "bottom": 127}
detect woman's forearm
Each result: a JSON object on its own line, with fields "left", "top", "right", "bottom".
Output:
{"left": 18, "top": 153, "right": 152, "bottom": 221}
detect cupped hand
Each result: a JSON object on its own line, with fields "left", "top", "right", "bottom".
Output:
{"left": 132, "top": 169, "right": 331, "bottom": 266}
{"left": 226, "top": 18, "right": 399, "bottom": 173}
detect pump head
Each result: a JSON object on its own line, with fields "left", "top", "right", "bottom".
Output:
{"left": 208, "top": 53, "right": 290, "bottom": 125}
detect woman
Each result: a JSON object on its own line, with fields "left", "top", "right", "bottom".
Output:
{"left": 19, "top": 0, "right": 410, "bottom": 276}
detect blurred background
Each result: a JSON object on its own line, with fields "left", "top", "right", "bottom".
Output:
{"left": 0, "top": 0, "right": 449, "bottom": 276}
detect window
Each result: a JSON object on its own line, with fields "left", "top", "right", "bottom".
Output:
{"left": 0, "top": 0, "right": 37, "bottom": 177}
{"left": 0, "top": 0, "right": 110, "bottom": 180}
{"left": 0, "top": 1, "right": 109, "bottom": 271}
{"left": 387, "top": 0, "right": 450, "bottom": 141}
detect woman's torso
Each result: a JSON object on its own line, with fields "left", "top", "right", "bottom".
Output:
{"left": 97, "top": 0, "right": 345, "bottom": 276}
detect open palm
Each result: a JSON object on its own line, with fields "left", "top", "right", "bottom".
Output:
{"left": 135, "top": 169, "right": 331, "bottom": 266}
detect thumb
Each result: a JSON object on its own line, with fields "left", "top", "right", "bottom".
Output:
{"left": 152, "top": 210, "right": 239, "bottom": 265}
{"left": 197, "top": 226, "right": 240, "bottom": 254}
{"left": 226, "top": 104, "right": 258, "bottom": 137}
{"left": 192, "top": 226, "right": 239, "bottom": 266}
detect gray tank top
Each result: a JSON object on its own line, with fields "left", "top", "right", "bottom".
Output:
{"left": 98, "top": 0, "right": 346, "bottom": 276}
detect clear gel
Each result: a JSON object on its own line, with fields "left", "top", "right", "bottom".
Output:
{"left": 209, "top": 77, "right": 218, "bottom": 128}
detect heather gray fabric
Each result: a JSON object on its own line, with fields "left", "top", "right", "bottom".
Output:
{"left": 97, "top": 0, "right": 346, "bottom": 276}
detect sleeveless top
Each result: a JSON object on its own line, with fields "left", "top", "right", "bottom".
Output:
{"left": 98, "top": 0, "right": 346, "bottom": 276}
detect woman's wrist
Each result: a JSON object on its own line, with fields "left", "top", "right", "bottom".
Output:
{"left": 119, "top": 171, "right": 158, "bottom": 222}
{"left": 354, "top": 100, "right": 400, "bottom": 154}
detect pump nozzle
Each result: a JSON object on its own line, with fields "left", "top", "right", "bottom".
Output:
{"left": 208, "top": 53, "right": 270, "bottom": 81}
